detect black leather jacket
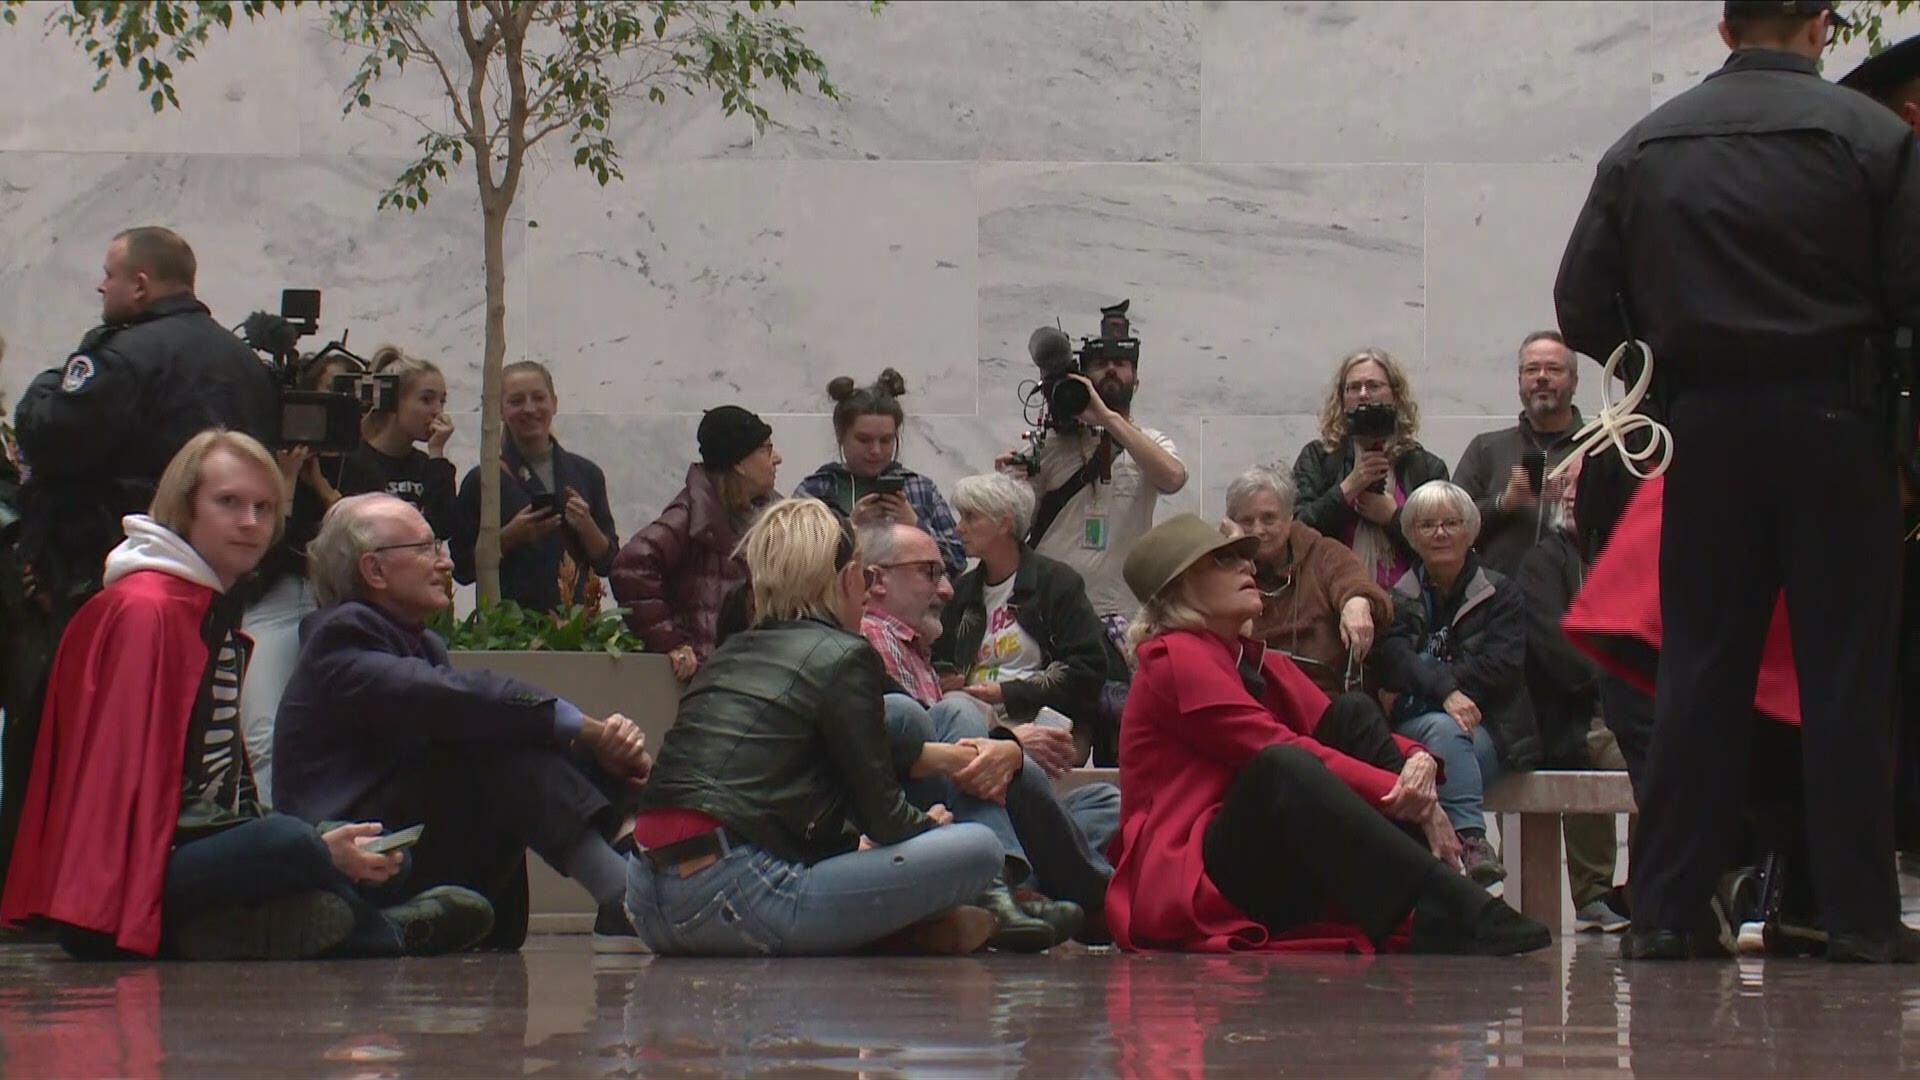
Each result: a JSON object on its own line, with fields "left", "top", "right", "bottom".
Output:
{"left": 1291, "top": 438, "right": 1450, "bottom": 564}
{"left": 638, "top": 616, "right": 932, "bottom": 865}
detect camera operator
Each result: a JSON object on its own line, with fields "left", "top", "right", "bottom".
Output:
{"left": 1554, "top": 0, "right": 1920, "bottom": 961}
{"left": 995, "top": 305, "right": 1187, "bottom": 628}
{"left": 5, "top": 228, "right": 276, "bottom": 888}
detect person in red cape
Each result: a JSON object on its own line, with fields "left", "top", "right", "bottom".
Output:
{"left": 0, "top": 429, "right": 491, "bottom": 960}
{"left": 1106, "top": 513, "right": 1550, "bottom": 956}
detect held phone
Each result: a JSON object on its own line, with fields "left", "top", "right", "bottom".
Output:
{"left": 1522, "top": 450, "right": 1546, "bottom": 496}
{"left": 865, "top": 475, "right": 908, "bottom": 498}
{"left": 530, "top": 491, "right": 567, "bottom": 515}
{"left": 363, "top": 824, "right": 425, "bottom": 855}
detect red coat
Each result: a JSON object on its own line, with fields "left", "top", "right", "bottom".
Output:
{"left": 1, "top": 571, "right": 219, "bottom": 957}
{"left": 1562, "top": 475, "right": 1801, "bottom": 724}
{"left": 1108, "top": 630, "right": 1426, "bottom": 953}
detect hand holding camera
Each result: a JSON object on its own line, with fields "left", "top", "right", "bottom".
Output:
{"left": 1341, "top": 450, "right": 1392, "bottom": 501}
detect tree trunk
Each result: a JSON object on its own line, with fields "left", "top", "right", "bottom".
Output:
{"left": 476, "top": 192, "right": 510, "bottom": 606}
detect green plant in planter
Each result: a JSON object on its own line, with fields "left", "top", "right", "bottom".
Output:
{"left": 428, "top": 602, "right": 645, "bottom": 657}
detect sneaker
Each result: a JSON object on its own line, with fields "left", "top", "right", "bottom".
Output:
{"left": 1460, "top": 833, "right": 1507, "bottom": 888}
{"left": 1574, "top": 896, "right": 1631, "bottom": 933}
{"left": 593, "top": 903, "right": 649, "bottom": 955}
{"left": 174, "top": 891, "right": 356, "bottom": 961}
{"left": 381, "top": 886, "right": 495, "bottom": 956}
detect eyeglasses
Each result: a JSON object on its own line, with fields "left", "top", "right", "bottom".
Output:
{"left": 371, "top": 538, "right": 446, "bottom": 557}
{"left": 1343, "top": 379, "right": 1390, "bottom": 396}
{"left": 876, "top": 560, "right": 945, "bottom": 584}
{"left": 1210, "top": 549, "right": 1253, "bottom": 572}
{"left": 1413, "top": 518, "right": 1466, "bottom": 537}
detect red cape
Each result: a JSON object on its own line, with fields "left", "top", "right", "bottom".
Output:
{"left": 1, "top": 570, "right": 217, "bottom": 957}
{"left": 1562, "top": 475, "right": 1802, "bottom": 724}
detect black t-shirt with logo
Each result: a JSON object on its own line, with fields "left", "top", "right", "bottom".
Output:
{"left": 338, "top": 443, "right": 459, "bottom": 539}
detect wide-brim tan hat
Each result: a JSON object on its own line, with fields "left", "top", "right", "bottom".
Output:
{"left": 1123, "top": 513, "right": 1261, "bottom": 607}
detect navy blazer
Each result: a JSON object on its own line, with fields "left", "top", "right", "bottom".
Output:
{"left": 451, "top": 436, "right": 618, "bottom": 613}
{"left": 272, "top": 600, "right": 566, "bottom": 823}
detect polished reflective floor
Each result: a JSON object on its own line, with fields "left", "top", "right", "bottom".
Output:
{"left": 3, "top": 933, "right": 1920, "bottom": 1077}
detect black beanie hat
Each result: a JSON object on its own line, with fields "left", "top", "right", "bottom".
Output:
{"left": 698, "top": 405, "right": 773, "bottom": 469}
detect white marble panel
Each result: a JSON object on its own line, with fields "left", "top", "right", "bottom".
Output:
{"left": 0, "top": 8, "right": 308, "bottom": 155}
{"left": 0, "top": 152, "right": 525, "bottom": 413}
{"left": 1200, "top": 1, "right": 1650, "bottom": 164}
{"left": 746, "top": 0, "right": 1201, "bottom": 162}
{"left": 1422, "top": 163, "right": 1611, "bottom": 416}
{"left": 522, "top": 160, "right": 977, "bottom": 417}
{"left": 1200, "top": 414, "right": 1323, "bottom": 520}
{"left": 978, "top": 162, "right": 1423, "bottom": 419}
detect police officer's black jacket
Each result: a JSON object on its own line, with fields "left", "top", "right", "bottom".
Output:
{"left": 1556, "top": 49, "right": 1920, "bottom": 370}
{"left": 13, "top": 292, "right": 277, "bottom": 584}
{"left": 637, "top": 616, "right": 935, "bottom": 866}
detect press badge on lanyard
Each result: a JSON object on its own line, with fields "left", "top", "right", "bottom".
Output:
{"left": 1083, "top": 512, "right": 1108, "bottom": 550}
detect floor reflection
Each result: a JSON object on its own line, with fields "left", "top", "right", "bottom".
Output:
{"left": 3, "top": 934, "right": 1919, "bottom": 1077}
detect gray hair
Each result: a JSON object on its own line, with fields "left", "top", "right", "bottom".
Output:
{"left": 1517, "top": 329, "right": 1574, "bottom": 367}
{"left": 1224, "top": 465, "right": 1296, "bottom": 520}
{"left": 308, "top": 494, "right": 407, "bottom": 606}
{"left": 1401, "top": 480, "right": 1481, "bottom": 550}
{"left": 855, "top": 521, "right": 926, "bottom": 567}
{"left": 951, "top": 472, "right": 1036, "bottom": 541}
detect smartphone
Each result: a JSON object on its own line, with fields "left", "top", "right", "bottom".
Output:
{"left": 363, "top": 824, "right": 425, "bottom": 855}
{"left": 529, "top": 491, "right": 566, "bottom": 515}
{"left": 865, "top": 476, "right": 908, "bottom": 498}
{"left": 1522, "top": 450, "right": 1546, "bottom": 496}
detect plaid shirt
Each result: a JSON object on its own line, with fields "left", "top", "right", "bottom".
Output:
{"left": 860, "top": 607, "right": 942, "bottom": 706}
{"left": 794, "top": 468, "right": 966, "bottom": 579}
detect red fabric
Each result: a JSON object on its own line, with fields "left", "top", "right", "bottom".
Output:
{"left": 0, "top": 571, "right": 216, "bottom": 957}
{"left": 1562, "top": 475, "right": 1802, "bottom": 724}
{"left": 630, "top": 808, "right": 725, "bottom": 851}
{"left": 1107, "top": 629, "right": 1415, "bottom": 954}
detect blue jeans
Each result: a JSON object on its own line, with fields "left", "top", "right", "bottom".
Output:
{"left": 1394, "top": 711, "right": 1502, "bottom": 835}
{"left": 886, "top": 694, "right": 1114, "bottom": 909}
{"left": 623, "top": 824, "right": 1002, "bottom": 956}
{"left": 1063, "top": 783, "right": 1120, "bottom": 859}
{"left": 165, "top": 815, "right": 401, "bottom": 957}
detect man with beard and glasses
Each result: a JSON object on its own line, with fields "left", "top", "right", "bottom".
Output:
{"left": 1452, "top": 330, "right": 1586, "bottom": 577}
{"left": 995, "top": 314, "right": 1187, "bottom": 630}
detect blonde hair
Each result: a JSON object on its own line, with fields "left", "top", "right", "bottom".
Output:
{"left": 1125, "top": 569, "right": 1211, "bottom": 651}
{"left": 738, "top": 497, "right": 855, "bottom": 627}
{"left": 1317, "top": 348, "right": 1423, "bottom": 460}
{"left": 363, "top": 345, "right": 445, "bottom": 439}
{"left": 149, "top": 429, "right": 287, "bottom": 548}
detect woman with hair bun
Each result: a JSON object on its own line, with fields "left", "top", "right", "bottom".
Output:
{"left": 794, "top": 368, "right": 965, "bottom": 578}
{"left": 336, "top": 345, "right": 458, "bottom": 539}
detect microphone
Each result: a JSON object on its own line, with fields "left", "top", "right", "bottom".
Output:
{"left": 1028, "top": 326, "right": 1075, "bottom": 379}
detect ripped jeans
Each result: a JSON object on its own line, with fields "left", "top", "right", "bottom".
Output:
{"left": 622, "top": 823, "right": 1002, "bottom": 956}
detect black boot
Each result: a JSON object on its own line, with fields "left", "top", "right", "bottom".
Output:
{"left": 382, "top": 886, "right": 496, "bottom": 956}
{"left": 1018, "top": 896, "right": 1087, "bottom": 947}
{"left": 976, "top": 879, "right": 1057, "bottom": 953}
{"left": 1407, "top": 867, "right": 1551, "bottom": 956}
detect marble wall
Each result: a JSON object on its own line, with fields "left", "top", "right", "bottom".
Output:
{"left": 3, "top": 0, "right": 1916, "bottom": 565}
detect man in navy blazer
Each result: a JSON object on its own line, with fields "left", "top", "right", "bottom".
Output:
{"left": 274, "top": 494, "right": 651, "bottom": 951}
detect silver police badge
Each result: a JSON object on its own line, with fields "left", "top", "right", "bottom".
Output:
{"left": 60, "top": 354, "right": 95, "bottom": 393}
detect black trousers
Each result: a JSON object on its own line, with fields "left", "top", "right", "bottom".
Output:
{"left": 1202, "top": 694, "right": 1437, "bottom": 943}
{"left": 1641, "top": 378, "right": 1901, "bottom": 937}
{"left": 351, "top": 743, "right": 628, "bottom": 948}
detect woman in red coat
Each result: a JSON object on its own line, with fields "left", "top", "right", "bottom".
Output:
{"left": 1106, "top": 513, "right": 1550, "bottom": 955}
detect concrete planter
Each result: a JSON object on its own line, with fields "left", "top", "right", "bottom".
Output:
{"left": 446, "top": 649, "right": 681, "bottom": 934}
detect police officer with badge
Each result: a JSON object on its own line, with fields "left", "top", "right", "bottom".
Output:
{"left": 1555, "top": 1, "right": 1920, "bottom": 962}
{"left": 1, "top": 226, "right": 276, "bottom": 895}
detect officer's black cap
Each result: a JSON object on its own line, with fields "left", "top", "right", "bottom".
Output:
{"left": 1840, "top": 34, "right": 1920, "bottom": 99}
{"left": 1723, "top": 1, "right": 1852, "bottom": 28}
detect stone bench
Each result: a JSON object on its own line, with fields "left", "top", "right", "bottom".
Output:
{"left": 1484, "top": 769, "right": 1637, "bottom": 928}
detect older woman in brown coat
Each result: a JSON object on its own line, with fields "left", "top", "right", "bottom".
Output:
{"left": 1225, "top": 466, "right": 1392, "bottom": 696}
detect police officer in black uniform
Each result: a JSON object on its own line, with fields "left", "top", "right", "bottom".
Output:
{"left": 1, "top": 226, "right": 277, "bottom": 892}
{"left": 1555, "top": 1, "right": 1920, "bottom": 962}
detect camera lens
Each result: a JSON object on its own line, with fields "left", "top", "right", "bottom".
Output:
{"left": 1048, "top": 376, "right": 1091, "bottom": 419}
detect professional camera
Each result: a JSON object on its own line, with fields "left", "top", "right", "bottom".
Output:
{"left": 1007, "top": 299, "right": 1142, "bottom": 474}
{"left": 1346, "top": 401, "right": 1397, "bottom": 494}
{"left": 239, "top": 289, "right": 394, "bottom": 453}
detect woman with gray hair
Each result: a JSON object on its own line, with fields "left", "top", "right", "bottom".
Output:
{"left": 936, "top": 472, "right": 1123, "bottom": 770}
{"left": 1225, "top": 466, "right": 1391, "bottom": 696}
{"left": 1374, "top": 480, "right": 1541, "bottom": 888}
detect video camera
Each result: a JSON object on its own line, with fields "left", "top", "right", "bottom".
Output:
{"left": 239, "top": 289, "right": 397, "bottom": 453}
{"left": 1345, "top": 401, "right": 1397, "bottom": 494}
{"left": 1008, "top": 299, "right": 1141, "bottom": 474}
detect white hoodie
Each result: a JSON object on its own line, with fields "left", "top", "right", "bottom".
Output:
{"left": 103, "top": 514, "right": 225, "bottom": 593}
